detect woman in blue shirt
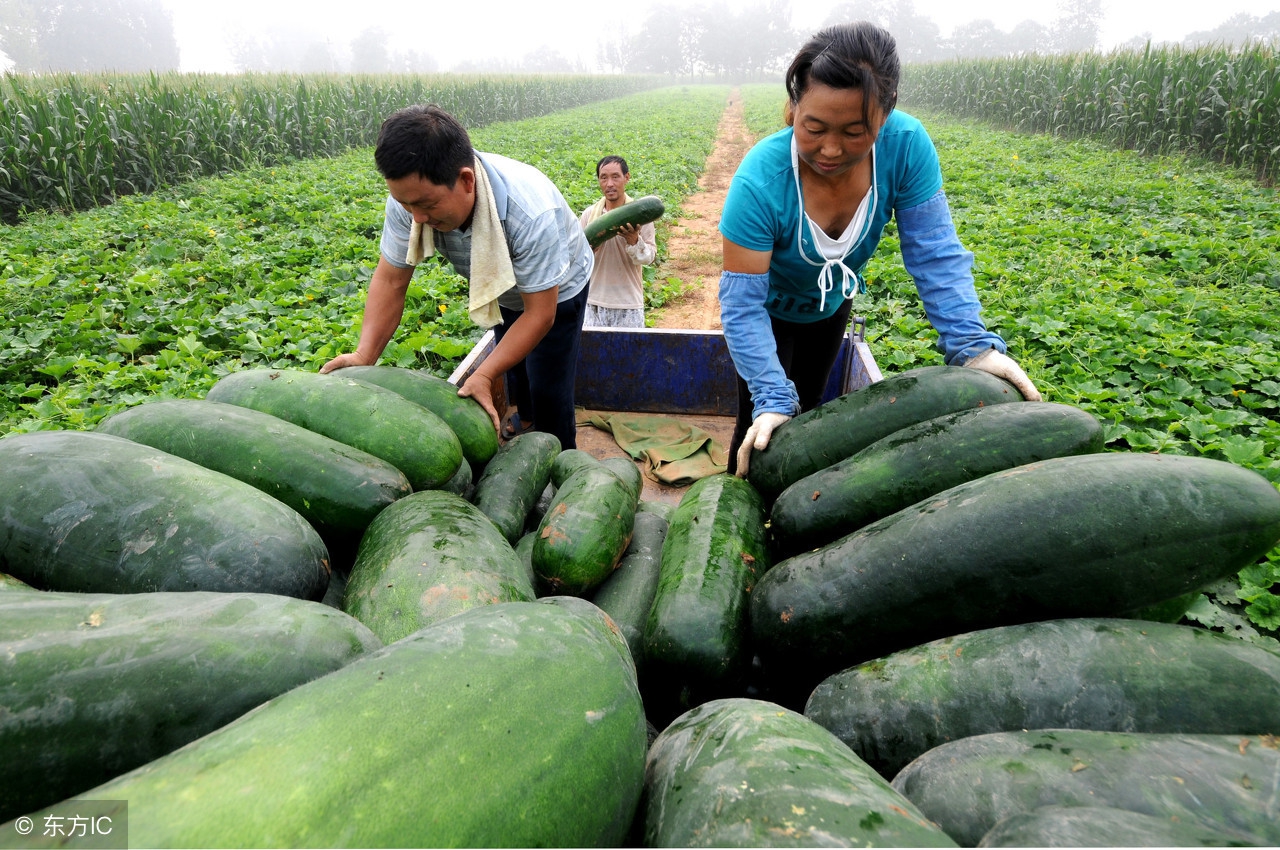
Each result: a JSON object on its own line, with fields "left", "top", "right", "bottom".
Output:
{"left": 719, "top": 21, "right": 1041, "bottom": 475}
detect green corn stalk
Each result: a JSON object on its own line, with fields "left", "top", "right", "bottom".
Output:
{"left": 0, "top": 71, "right": 664, "bottom": 223}
{"left": 900, "top": 42, "right": 1279, "bottom": 185}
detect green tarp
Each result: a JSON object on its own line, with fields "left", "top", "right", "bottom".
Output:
{"left": 576, "top": 410, "right": 728, "bottom": 487}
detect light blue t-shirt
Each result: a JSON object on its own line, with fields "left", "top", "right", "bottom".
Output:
{"left": 719, "top": 109, "right": 943, "bottom": 322}
{"left": 380, "top": 151, "right": 591, "bottom": 312}
{"left": 718, "top": 109, "right": 1007, "bottom": 419}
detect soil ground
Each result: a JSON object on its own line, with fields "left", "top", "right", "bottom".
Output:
{"left": 650, "top": 89, "right": 753, "bottom": 330}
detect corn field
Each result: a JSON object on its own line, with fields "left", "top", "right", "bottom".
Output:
{"left": 899, "top": 42, "right": 1280, "bottom": 185}
{"left": 0, "top": 72, "right": 663, "bottom": 223}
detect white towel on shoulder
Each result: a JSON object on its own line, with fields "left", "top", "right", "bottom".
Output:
{"left": 405, "top": 156, "right": 513, "bottom": 328}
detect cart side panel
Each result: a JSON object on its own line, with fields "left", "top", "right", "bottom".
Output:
{"left": 574, "top": 329, "right": 737, "bottom": 416}
{"left": 575, "top": 328, "right": 876, "bottom": 415}
{"left": 448, "top": 327, "right": 880, "bottom": 416}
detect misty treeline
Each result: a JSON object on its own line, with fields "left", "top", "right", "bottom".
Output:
{"left": 611, "top": 0, "right": 1280, "bottom": 76}
{"left": 0, "top": 0, "right": 433, "bottom": 75}
{"left": 0, "top": 0, "right": 179, "bottom": 73}
{"left": 2, "top": 0, "right": 1277, "bottom": 74}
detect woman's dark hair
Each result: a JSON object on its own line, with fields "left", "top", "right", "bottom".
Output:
{"left": 596, "top": 154, "right": 629, "bottom": 176}
{"left": 785, "top": 21, "right": 900, "bottom": 124}
{"left": 374, "top": 104, "right": 474, "bottom": 187}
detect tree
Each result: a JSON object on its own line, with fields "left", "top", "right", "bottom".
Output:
{"left": 696, "top": 1, "right": 794, "bottom": 77}
{"left": 0, "top": 0, "right": 178, "bottom": 72}
{"left": 1117, "top": 33, "right": 1158, "bottom": 52}
{"left": 228, "top": 25, "right": 336, "bottom": 73}
{"left": 735, "top": 0, "right": 799, "bottom": 75}
{"left": 349, "top": 30, "right": 437, "bottom": 74}
{"left": 1183, "top": 12, "right": 1280, "bottom": 48}
{"left": 629, "top": 0, "right": 797, "bottom": 78}
{"left": 1007, "top": 20, "right": 1052, "bottom": 56}
{"left": 297, "top": 41, "right": 338, "bottom": 74}
{"left": 823, "top": 0, "right": 945, "bottom": 63}
{"left": 350, "top": 27, "right": 392, "bottom": 74}
{"left": 0, "top": 0, "right": 42, "bottom": 71}
{"left": 451, "top": 55, "right": 517, "bottom": 73}
{"left": 947, "top": 19, "right": 1005, "bottom": 58}
{"left": 598, "top": 31, "right": 631, "bottom": 74}
{"left": 1052, "top": 0, "right": 1102, "bottom": 53}
{"left": 697, "top": 2, "right": 742, "bottom": 76}
{"left": 518, "top": 46, "right": 578, "bottom": 73}
{"left": 390, "top": 48, "right": 438, "bottom": 74}
{"left": 628, "top": 4, "right": 695, "bottom": 74}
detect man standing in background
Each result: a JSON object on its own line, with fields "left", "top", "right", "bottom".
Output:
{"left": 579, "top": 155, "right": 658, "bottom": 328}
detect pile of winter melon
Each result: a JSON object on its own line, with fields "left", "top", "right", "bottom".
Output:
{"left": 2, "top": 363, "right": 1279, "bottom": 847}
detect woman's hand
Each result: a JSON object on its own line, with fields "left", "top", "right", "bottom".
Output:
{"left": 964, "top": 349, "right": 1042, "bottom": 401}
{"left": 735, "top": 412, "right": 792, "bottom": 477}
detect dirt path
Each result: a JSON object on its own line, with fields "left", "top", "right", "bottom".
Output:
{"left": 651, "top": 90, "right": 754, "bottom": 330}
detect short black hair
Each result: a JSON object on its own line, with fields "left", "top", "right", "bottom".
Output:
{"left": 374, "top": 104, "right": 474, "bottom": 187}
{"left": 786, "top": 21, "right": 900, "bottom": 126}
{"left": 596, "top": 155, "right": 629, "bottom": 177}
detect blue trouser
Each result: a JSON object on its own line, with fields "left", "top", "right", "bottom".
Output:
{"left": 728, "top": 297, "right": 853, "bottom": 474}
{"left": 495, "top": 285, "right": 588, "bottom": 451}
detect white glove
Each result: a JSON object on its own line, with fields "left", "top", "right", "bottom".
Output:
{"left": 964, "top": 349, "right": 1042, "bottom": 401}
{"left": 736, "top": 412, "right": 792, "bottom": 478}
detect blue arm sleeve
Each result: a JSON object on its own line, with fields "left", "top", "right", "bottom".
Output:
{"left": 718, "top": 271, "right": 801, "bottom": 419}
{"left": 897, "top": 190, "right": 1006, "bottom": 365}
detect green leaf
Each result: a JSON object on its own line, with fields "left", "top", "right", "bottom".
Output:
{"left": 1219, "top": 435, "right": 1267, "bottom": 466}
{"left": 175, "top": 334, "right": 207, "bottom": 358}
{"left": 1245, "top": 594, "right": 1280, "bottom": 632}
{"left": 34, "top": 356, "right": 78, "bottom": 381}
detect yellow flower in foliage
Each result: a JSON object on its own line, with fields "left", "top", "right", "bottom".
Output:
{"left": 439, "top": 304, "right": 448, "bottom": 314}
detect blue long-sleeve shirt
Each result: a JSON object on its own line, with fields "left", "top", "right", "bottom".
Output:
{"left": 718, "top": 113, "right": 1006, "bottom": 419}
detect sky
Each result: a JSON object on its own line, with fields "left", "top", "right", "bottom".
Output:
{"left": 126, "top": 0, "right": 1280, "bottom": 72}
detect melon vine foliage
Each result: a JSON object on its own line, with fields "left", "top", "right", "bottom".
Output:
{"left": 0, "top": 84, "right": 725, "bottom": 436}
{"left": 3, "top": 81, "right": 1278, "bottom": 637}
{"left": 744, "top": 83, "right": 1280, "bottom": 642}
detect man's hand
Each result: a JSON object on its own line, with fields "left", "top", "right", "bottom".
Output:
{"left": 617, "top": 222, "right": 640, "bottom": 246}
{"left": 964, "top": 349, "right": 1042, "bottom": 401}
{"left": 735, "top": 412, "right": 791, "bottom": 478}
{"left": 458, "top": 371, "right": 501, "bottom": 436}
{"left": 319, "top": 351, "right": 376, "bottom": 374}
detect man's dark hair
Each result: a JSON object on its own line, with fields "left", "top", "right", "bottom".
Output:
{"left": 374, "top": 104, "right": 474, "bottom": 187}
{"left": 785, "top": 21, "right": 900, "bottom": 126}
{"left": 596, "top": 155, "right": 629, "bottom": 177}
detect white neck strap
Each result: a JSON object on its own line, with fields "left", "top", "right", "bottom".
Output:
{"left": 791, "top": 134, "right": 876, "bottom": 312}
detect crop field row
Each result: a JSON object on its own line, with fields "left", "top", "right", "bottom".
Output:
{"left": 0, "top": 72, "right": 665, "bottom": 223}
{"left": 899, "top": 42, "right": 1280, "bottom": 185}
{"left": 2, "top": 80, "right": 1278, "bottom": 632}
{"left": 0, "top": 85, "right": 728, "bottom": 430}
